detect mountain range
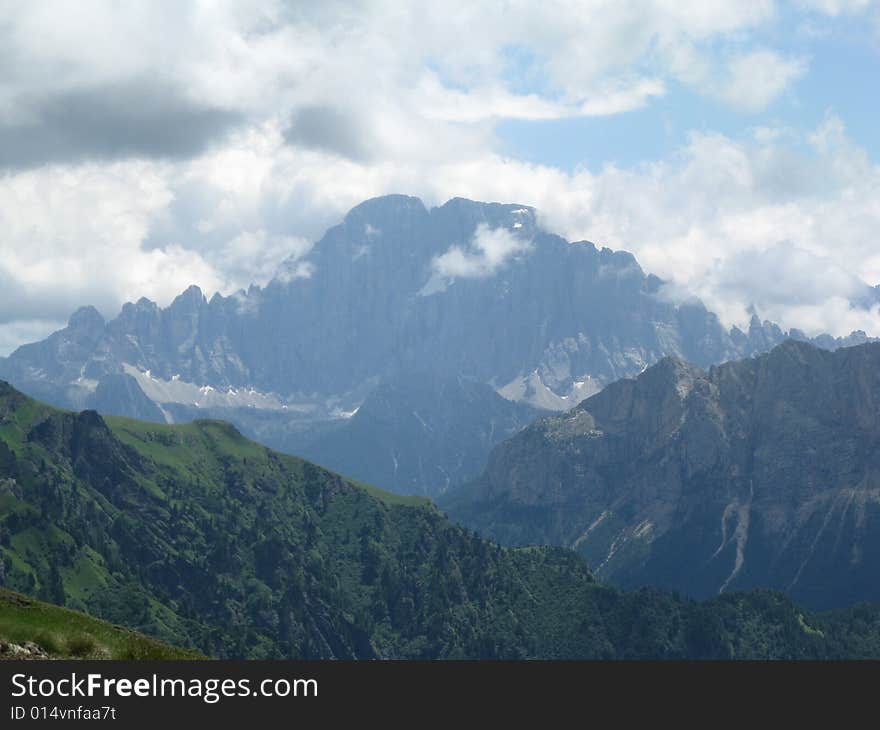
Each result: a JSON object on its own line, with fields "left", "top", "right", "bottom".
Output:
{"left": 443, "top": 339, "right": 880, "bottom": 610}
{"left": 0, "top": 195, "right": 871, "bottom": 496}
{"left": 5, "top": 380, "right": 880, "bottom": 658}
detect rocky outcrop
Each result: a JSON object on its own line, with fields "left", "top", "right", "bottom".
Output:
{"left": 0, "top": 641, "right": 49, "bottom": 659}
{"left": 442, "top": 340, "right": 880, "bottom": 610}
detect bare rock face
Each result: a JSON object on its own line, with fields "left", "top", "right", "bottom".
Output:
{"left": 0, "top": 641, "right": 49, "bottom": 659}
{"left": 5, "top": 195, "right": 857, "bottom": 411}
{"left": 442, "top": 340, "right": 880, "bottom": 610}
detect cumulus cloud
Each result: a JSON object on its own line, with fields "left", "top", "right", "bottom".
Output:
{"left": 417, "top": 76, "right": 667, "bottom": 122}
{"left": 712, "top": 50, "right": 807, "bottom": 112}
{"left": 520, "top": 116, "right": 880, "bottom": 336}
{"left": 0, "top": 81, "right": 241, "bottom": 170}
{"left": 431, "top": 225, "right": 532, "bottom": 279}
{"left": 6, "top": 111, "right": 877, "bottom": 351}
{"left": 220, "top": 230, "right": 313, "bottom": 288}
{"left": 0, "top": 320, "right": 66, "bottom": 359}
{"left": 0, "top": 159, "right": 222, "bottom": 326}
{"left": 274, "top": 260, "right": 315, "bottom": 285}
{"left": 578, "top": 79, "right": 668, "bottom": 116}
{"left": 697, "top": 241, "right": 878, "bottom": 333}
{"left": 0, "top": 1, "right": 790, "bottom": 171}
{"left": 283, "top": 106, "right": 375, "bottom": 161}
{"left": 0, "top": 0, "right": 874, "bottom": 355}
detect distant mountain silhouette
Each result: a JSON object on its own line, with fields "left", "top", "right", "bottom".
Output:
{"left": 0, "top": 195, "right": 871, "bottom": 495}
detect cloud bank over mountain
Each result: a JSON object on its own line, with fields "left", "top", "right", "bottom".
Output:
{"left": 431, "top": 224, "right": 532, "bottom": 279}
{"left": 1, "top": 0, "right": 879, "bottom": 351}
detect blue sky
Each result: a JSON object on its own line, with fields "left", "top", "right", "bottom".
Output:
{"left": 0, "top": 0, "right": 879, "bottom": 354}
{"left": 497, "top": 4, "right": 879, "bottom": 171}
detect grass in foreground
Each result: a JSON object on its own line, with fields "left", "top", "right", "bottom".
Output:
{"left": 0, "top": 589, "right": 204, "bottom": 660}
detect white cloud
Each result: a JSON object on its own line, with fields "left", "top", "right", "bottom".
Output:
{"left": 713, "top": 50, "right": 807, "bottom": 112}
{"left": 516, "top": 117, "right": 880, "bottom": 337}
{"left": 220, "top": 230, "right": 312, "bottom": 288}
{"left": 42, "top": 109, "right": 874, "bottom": 341}
{"left": 0, "top": 0, "right": 875, "bottom": 355}
{"left": 702, "top": 240, "right": 872, "bottom": 320}
{"left": 0, "top": 160, "right": 220, "bottom": 324}
{"left": 431, "top": 225, "right": 532, "bottom": 279}
{"left": 795, "top": 0, "right": 875, "bottom": 15}
{"left": 578, "top": 79, "right": 668, "bottom": 116}
{"left": 0, "top": 319, "right": 65, "bottom": 357}
{"left": 0, "top": 0, "right": 786, "bottom": 162}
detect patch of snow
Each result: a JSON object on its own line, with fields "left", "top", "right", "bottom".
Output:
{"left": 330, "top": 405, "right": 360, "bottom": 419}
{"left": 123, "top": 363, "right": 293, "bottom": 412}
{"left": 497, "top": 371, "right": 600, "bottom": 411}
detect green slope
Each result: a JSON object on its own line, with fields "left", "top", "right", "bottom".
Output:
{"left": 0, "top": 588, "right": 202, "bottom": 659}
{"left": 3, "top": 380, "right": 880, "bottom": 658}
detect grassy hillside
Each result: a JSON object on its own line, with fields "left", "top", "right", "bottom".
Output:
{"left": 3, "top": 381, "right": 880, "bottom": 659}
{"left": 0, "top": 588, "right": 201, "bottom": 659}
{"left": 107, "top": 414, "right": 429, "bottom": 508}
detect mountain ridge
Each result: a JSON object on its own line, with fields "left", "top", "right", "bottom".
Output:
{"left": 442, "top": 338, "right": 880, "bottom": 610}
{"left": 6, "top": 378, "right": 880, "bottom": 658}
{"left": 0, "top": 195, "right": 874, "bottom": 496}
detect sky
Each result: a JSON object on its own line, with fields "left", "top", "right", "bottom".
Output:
{"left": 1, "top": 0, "right": 879, "bottom": 354}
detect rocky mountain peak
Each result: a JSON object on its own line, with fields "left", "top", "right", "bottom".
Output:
{"left": 118, "top": 297, "right": 160, "bottom": 322}
{"left": 63, "top": 305, "right": 107, "bottom": 350}
{"left": 1, "top": 195, "right": 876, "bottom": 498}
{"left": 169, "top": 284, "right": 206, "bottom": 312}
{"left": 765, "top": 336, "right": 824, "bottom": 361}
{"left": 343, "top": 194, "right": 428, "bottom": 226}
{"left": 446, "top": 339, "right": 880, "bottom": 610}
{"left": 67, "top": 305, "right": 105, "bottom": 331}
{"left": 75, "top": 408, "right": 106, "bottom": 430}
{"left": 135, "top": 296, "right": 158, "bottom": 310}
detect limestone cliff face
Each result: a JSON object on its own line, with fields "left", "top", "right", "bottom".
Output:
{"left": 5, "top": 195, "right": 857, "bottom": 411}
{"left": 443, "top": 340, "right": 880, "bottom": 610}
{"left": 0, "top": 195, "right": 871, "bottom": 495}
